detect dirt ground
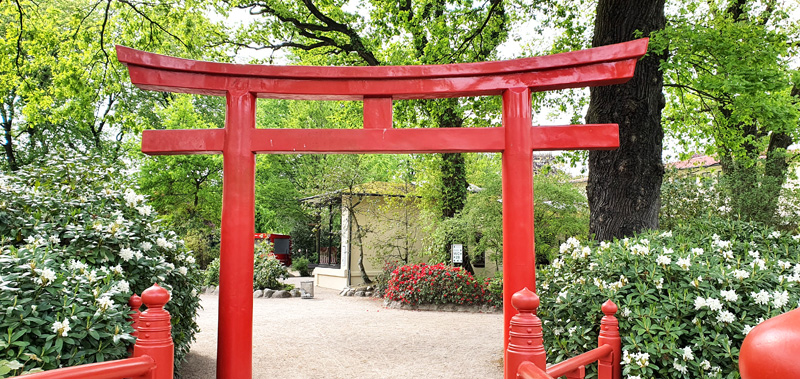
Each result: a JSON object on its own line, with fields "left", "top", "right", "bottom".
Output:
{"left": 178, "top": 277, "right": 505, "bottom": 378}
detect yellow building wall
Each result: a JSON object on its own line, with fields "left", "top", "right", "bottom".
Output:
{"left": 344, "top": 194, "right": 424, "bottom": 287}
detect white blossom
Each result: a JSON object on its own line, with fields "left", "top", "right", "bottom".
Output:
{"left": 720, "top": 289, "right": 738, "bottom": 302}
{"left": 752, "top": 290, "right": 770, "bottom": 305}
{"left": 717, "top": 309, "right": 735, "bottom": 323}
{"left": 177, "top": 266, "right": 188, "bottom": 275}
{"left": 112, "top": 265, "right": 123, "bottom": 275}
{"left": 691, "top": 247, "right": 705, "bottom": 255}
{"left": 52, "top": 319, "right": 71, "bottom": 337}
{"left": 673, "top": 360, "right": 688, "bottom": 374}
{"left": 681, "top": 346, "right": 693, "bottom": 361}
{"left": 119, "top": 248, "right": 134, "bottom": 261}
{"left": 97, "top": 297, "right": 114, "bottom": 311}
{"left": 660, "top": 230, "right": 673, "bottom": 238}
{"left": 677, "top": 257, "right": 691, "bottom": 270}
{"left": 748, "top": 250, "right": 760, "bottom": 259}
{"left": 701, "top": 360, "right": 712, "bottom": 370}
{"left": 706, "top": 297, "right": 722, "bottom": 311}
{"left": 722, "top": 250, "right": 734, "bottom": 260}
{"left": 656, "top": 255, "right": 672, "bottom": 266}
{"left": 750, "top": 258, "right": 766, "bottom": 271}
{"left": 141, "top": 242, "right": 153, "bottom": 251}
{"left": 733, "top": 269, "right": 750, "bottom": 280}
{"left": 768, "top": 231, "right": 781, "bottom": 239}
{"left": 185, "top": 255, "right": 196, "bottom": 264}
{"left": 37, "top": 268, "right": 56, "bottom": 285}
{"left": 743, "top": 325, "right": 754, "bottom": 335}
{"left": 773, "top": 290, "right": 789, "bottom": 308}
{"left": 137, "top": 205, "right": 153, "bottom": 216}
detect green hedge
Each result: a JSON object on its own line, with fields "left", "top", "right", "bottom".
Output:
{"left": 538, "top": 220, "right": 800, "bottom": 379}
{"left": 0, "top": 155, "right": 202, "bottom": 376}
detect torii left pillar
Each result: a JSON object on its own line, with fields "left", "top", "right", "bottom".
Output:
{"left": 117, "top": 37, "right": 648, "bottom": 379}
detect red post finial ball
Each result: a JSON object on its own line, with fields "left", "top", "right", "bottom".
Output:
{"left": 128, "top": 293, "right": 142, "bottom": 309}
{"left": 141, "top": 283, "right": 170, "bottom": 308}
{"left": 601, "top": 300, "right": 618, "bottom": 316}
{"left": 511, "top": 287, "right": 540, "bottom": 313}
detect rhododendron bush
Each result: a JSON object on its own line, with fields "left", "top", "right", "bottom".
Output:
{"left": 0, "top": 155, "right": 202, "bottom": 376}
{"left": 537, "top": 220, "right": 800, "bottom": 379}
{"left": 384, "top": 263, "right": 491, "bottom": 306}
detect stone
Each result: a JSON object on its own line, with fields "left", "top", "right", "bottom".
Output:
{"left": 263, "top": 289, "right": 275, "bottom": 298}
{"left": 211, "top": 286, "right": 219, "bottom": 295}
{"left": 365, "top": 286, "right": 374, "bottom": 291}
{"left": 290, "top": 289, "right": 302, "bottom": 297}
{"left": 339, "top": 288, "right": 350, "bottom": 296}
{"left": 272, "top": 290, "right": 291, "bottom": 298}
{"left": 365, "top": 291, "right": 373, "bottom": 297}
{"left": 253, "top": 290, "right": 263, "bottom": 298}
{"left": 354, "top": 291, "right": 365, "bottom": 297}
{"left": 346, "top": 289, "right": 355, "bottom": 297}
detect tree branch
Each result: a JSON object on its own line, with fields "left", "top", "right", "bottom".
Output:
{"left": 442, "top": 0, "right": 504, "bottom": 63}
{"left": 664, "top": 83, "right": 725, "bottom": 102}
{"left": 238, "top": 0, "right": 380, "bottom": 65}
{"left": 116, "top": 0, "right": 191, "bottom": 50}
{"left": 14, "top": 0, "right": 24, "bottom": 70}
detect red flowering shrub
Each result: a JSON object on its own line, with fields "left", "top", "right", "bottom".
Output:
{"left": 384, "top": 263, "right": 487, "bottom": 306}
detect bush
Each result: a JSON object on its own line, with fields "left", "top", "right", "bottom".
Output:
{"left": 374, "top": 261, "right": 400, "bottom": 297}
{"left": 291, "top": 256, "right": 311, "bottom": 277}
{"left": 483, "top": 276, "right": 503, "bottom": 308}
{"left": 201, "top": 243, "right": 292, "bottom": 290}
{"left": 253, "top": 253, "right": 292, "bottom": 290}
{"left": 384, "top": 263, "right": 486, "bottom": 306}
{"left": 0, "top": 155, "right": 202, "bottom": 376}
{"left": 537, "top": 220, "right": 800, "bottom": 379}
{"left": 203, "top": 257, "right": 221, "bottom": 287}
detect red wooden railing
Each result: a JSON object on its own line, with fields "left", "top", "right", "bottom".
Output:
{"left": 18, "top": 284, "right": 174, "bottom": 379}
{"left": 739, "top": 307, "right": 800, "bottom": 379}
{"left": 506, "top": 288, "right": 620, "bottom": 379}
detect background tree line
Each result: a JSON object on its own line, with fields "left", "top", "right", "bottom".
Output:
{"left": 2, "top": 0, "right": 798, "bottom": 270}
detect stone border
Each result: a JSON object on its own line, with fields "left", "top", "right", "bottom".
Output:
{"left": 383, "top": 300, "right": 500, "bottom": 313}
{"left": 202, "top": 286, "right": 309, "bottom": 299}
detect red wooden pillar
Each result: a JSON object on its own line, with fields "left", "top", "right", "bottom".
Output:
{"left": 133, "top": 284, "right": 174, "bottom": 379}
{"left": 597, "top": 300, "right": 621, "bottom": 379}
{"left": 502, "top": 87, "right": 536, "bottom": 347}
{"left": 217, "top": 89, "right": 257, "bottom": 379}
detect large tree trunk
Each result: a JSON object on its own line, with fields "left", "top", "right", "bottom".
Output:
{"left": 586, "top": 0, "right": 666, "bottom": 241}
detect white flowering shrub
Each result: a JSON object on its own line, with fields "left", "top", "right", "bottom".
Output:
{"left": 0, "top": 155, "right": 202, "bottom": 376}
{"left": 538, "top": 220, "right": 800, "bottom": 379}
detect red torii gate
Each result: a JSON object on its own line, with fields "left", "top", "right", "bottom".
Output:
{"left": 116, "top": 38, "right": 647, "bottom": 379}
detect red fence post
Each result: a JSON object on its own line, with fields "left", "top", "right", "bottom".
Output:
{"left": 505, "top": 288, "right": 546, "bottom": 379}
{"left": 133, "top": 284, "right": 174, "bottom": 379}
{"left": 597, "top": 300, "right": 620, "bottom": 379}
{"left": 128, "top": 293, "right": 142, "bottom": 355}
{"left": 740, "top": 307, "right": 800, "bottom": 379}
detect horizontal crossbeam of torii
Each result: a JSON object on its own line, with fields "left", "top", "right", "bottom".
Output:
{"left": 117, "top": 38, "right": 647, "bottom": 379}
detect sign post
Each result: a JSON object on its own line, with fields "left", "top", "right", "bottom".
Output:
{"left": 451, "top": 244, "right": 464, "bottom": 265}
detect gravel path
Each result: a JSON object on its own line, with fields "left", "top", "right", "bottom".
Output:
{"left": 179, "top": 277, "right": 504, "bottom": 378}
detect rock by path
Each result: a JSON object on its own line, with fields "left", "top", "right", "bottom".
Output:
{"left": 179, "top": 277, "right": 504, "bottom": 378}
